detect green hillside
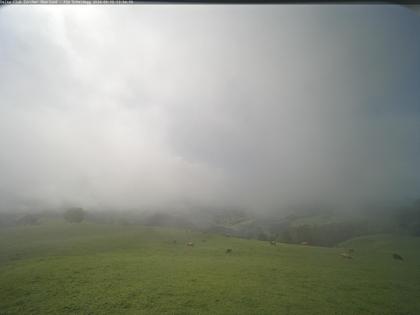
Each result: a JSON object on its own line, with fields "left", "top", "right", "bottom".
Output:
{"left": 0, "top": 223, "right": 419, "bottom": 314}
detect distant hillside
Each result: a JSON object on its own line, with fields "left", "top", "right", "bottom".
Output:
{"left": 2, "top": 199, "right": 419, "bottom": 247}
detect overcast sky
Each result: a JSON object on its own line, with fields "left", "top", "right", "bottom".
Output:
{"left": 0, "top": 5, "right": 419, "bottom": 213}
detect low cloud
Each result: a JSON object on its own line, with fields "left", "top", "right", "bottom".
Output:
{"left": 0, "top": 5, "right": 419, "bottom": 213}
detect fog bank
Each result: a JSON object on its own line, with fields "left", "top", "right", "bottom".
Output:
{"left": 0, "top": 5, "right": 419, "bottom": 213}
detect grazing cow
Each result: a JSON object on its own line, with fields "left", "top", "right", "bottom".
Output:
{"left": 172, "top": 240, "right": 177, "bottom": 244}
{"left": 393, "top": 253, "right": 403, "bottom": 261}
{"left": 340, "top": 253, "right": 352, "bottom": 259}
{"left": 270, "top": 240, "right": 276, "bottom": 246}
{"left": 348, "top": 248, "right": 355, "bottom": 254}
{"left": 187, "top": 242, "right": 194, "bottom": 247}
{"left": 300, "top": 241, "right": 308, "bottom": 245}
{"left": 225, "top": 249, "right": 232, "bottom": 254}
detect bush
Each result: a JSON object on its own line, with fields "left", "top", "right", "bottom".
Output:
{"left": 64, "top": 208, "right": 86, "bottom": 223}
{"left": 16, "top": 214, "right": 39, "bottom": 226}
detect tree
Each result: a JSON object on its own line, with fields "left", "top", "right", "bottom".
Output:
{"left": 64, "top": 208, "right": 86, "bottom": 223}
{"left": 17, "top": 214, "right": 39, "bottom": 226}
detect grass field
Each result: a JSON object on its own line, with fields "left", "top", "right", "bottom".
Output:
{"left": 0, "top": 222, "right": 419, "bottom": 314}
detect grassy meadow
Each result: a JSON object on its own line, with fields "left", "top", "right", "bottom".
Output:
{"left": 0, "top": 222, "right": 419, "bottom": 314}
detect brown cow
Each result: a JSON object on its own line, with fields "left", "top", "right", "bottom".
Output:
{"left": 226, "top": 249, "right": 232, "bottom": 254}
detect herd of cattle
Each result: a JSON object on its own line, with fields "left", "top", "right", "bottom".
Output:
{"left": 176, "top": 238, "right": 404, "bottom": 261}
{"left": 339, "top": 248, "right": 404, "bottom": 261}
